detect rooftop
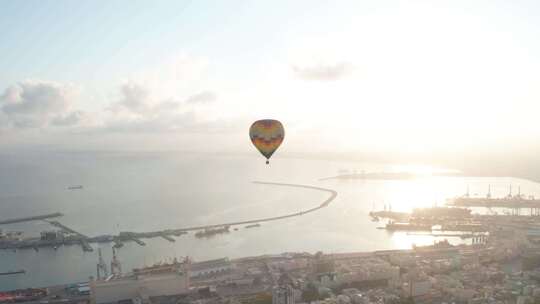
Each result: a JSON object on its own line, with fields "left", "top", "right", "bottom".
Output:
{"left": 190, "top": 258, "right": 231, "bottom": 271}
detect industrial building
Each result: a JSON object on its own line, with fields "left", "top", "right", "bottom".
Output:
{"left": 90, "top": 262, "right": 189, "bottom": 304}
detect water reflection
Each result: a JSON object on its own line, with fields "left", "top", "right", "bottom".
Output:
{"left": 1, "top": 154, "right": 540, "bottom": 290}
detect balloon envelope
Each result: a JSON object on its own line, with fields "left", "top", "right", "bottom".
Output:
{"left": 249, "top": 119, "right": 285, "bottom": 163}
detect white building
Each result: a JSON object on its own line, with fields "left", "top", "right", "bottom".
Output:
{"left": 189, "top": 258, "right": 233, "bottom": 278}
{"left": 90, "top": 263, "right": 189, "bottom": 304}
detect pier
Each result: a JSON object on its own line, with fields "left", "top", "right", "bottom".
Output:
{"left": 160, "top": 234, "right": 175, "bottom": 242}
{"left": 47, "top": 221, "right": 88, "bottom": 239}
{"left": 0, "top": 213, "right": 63, "bottom": 225}
{"left": 131, "top": 238, "right": 146, "bottom": 246}
{"left": 447, "top": 186, "right": 540, "bottom": 211}
{"left": 448, "top": 198, "right": 540, "bottom": 209}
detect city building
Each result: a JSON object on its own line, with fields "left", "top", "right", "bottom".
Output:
{"left": 272, "top": 273, "right": 296, "bottom": 304}
{"left": 189, "top": 257, "right": 233, "bottom": 278}
{"left": 272, "top": 284, "right": 295, "bottom": 304}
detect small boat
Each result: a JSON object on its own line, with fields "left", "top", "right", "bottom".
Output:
{"left": 67, "top": 185, "right": 83, "bottom": 190}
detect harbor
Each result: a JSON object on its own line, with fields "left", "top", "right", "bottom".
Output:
{"left": 365, "top": 186, "right": 540, "bottom": 249}
{"left": 0, "top": 182, "right": 337, "bottom": 253}
{"left": 447, "top": 185, "right": 540, "bottom": 211}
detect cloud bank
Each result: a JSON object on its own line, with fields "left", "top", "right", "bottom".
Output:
{"left": 0, "top": 81, "right": 80, "bottom": 128}
{"left": 105, "top": 83, "right": 219, "bottom": 132}
{"left": 0, "top": 80, "right": 220, "bottom": 134}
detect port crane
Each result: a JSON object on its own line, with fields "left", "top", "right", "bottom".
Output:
{"left": 96, "top": 248, "right": 108, "bottom": 280}
{"left": 111, "top": 247, "right": 122, "bottom": 276}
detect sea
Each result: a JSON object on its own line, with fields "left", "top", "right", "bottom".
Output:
{"left": 0, "top": 151, "right": 539, "bottom": 291}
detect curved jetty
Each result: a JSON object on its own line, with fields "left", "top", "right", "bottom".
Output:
{"left": 0, "top": 181, "right": 338, "bottom": 251}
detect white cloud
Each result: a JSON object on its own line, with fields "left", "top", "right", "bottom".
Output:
{"left": 0, "top": 77, "right": 223, "bottom": 136}
{"left": 115, "top": 82, "right": 151, "bottom": 114}
{"left": 185, "top": 90, "right": 217, "bottom": 104}
{"left": 51, "top": 111, "right": 92, "bottom": 127}
{"left": 0, "top": 81, "right": 79, "bottom": 128}
{"left": 104, "top": 83, "right": 220, "bottom": 133}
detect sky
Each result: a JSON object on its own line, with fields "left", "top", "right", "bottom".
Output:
{"left": 1, "top": 0, "right": 540, "bottom": 172}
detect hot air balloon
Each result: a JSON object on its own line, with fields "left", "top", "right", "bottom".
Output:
{"left": 249, "top": 119, "right": 285, "bottom": 164}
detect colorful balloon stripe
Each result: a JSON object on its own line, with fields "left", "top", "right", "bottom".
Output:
{"left": 249, "top": 119, "right": 285, "bottom": 161}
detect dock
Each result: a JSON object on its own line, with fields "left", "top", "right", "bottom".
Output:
{"left": 131, "top": 237, "right": 146, "bottom": 246}
{"left": 47, "top": 221, "right": 88, "bottom": 239}
{"left": 447, "top": 186, "right": 540, "bottom": 210}
{"left": 369, "top": 211, "right": 409, "bottom": 221}
{"left": 160, "top": 234, "right": 175, "bottom": 242}
{"left": 0, "top": 213, "right": 63, "bottom": 225}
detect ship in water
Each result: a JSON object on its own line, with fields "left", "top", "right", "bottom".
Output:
{"left": 385, "top": 221, "right": 432, "bottom": 231}
{"left": 447, "top": 185, "right": 540, "bottom": 208}
{"left": 195, "top": 226, "right": 230, "bottom": 238}
{"left": 245, "top": 223, "right": 261, "bottom": 229}
{"left": 0, "top": 269, "right": 25, "bottom": 276}
{"left": 67, "top": 185, "right": 83, "bottom": 190}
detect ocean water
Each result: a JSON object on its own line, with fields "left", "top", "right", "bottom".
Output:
{"left": 1, "top": 151, "right": 539, "bottom": 290}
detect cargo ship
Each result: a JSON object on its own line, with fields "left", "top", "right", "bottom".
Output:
{"left": 385, "top": 222, "right": 432, "bottom": 231}
{"left": 245, "top": 223, "right": 261, "bottom": 229}
{"left": 0, "top": 270, "right": 25, "bottom": 276}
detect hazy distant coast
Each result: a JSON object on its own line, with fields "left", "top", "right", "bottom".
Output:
{"left": 319, "top": 171, "right": 462, "bottom": 181}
